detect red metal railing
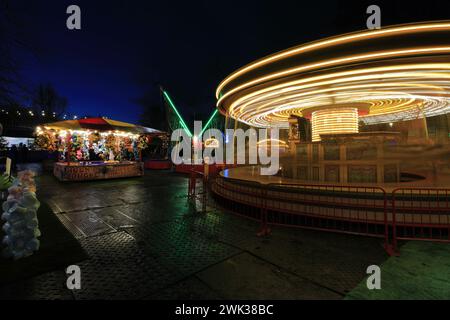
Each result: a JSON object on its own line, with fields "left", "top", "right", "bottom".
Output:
{"left": 264, "top": 182, "right": 394, "bottom": 252}
{"left": 211, "top": 177, "right": 265, "bottom": 222}
{"left": 193, "top": 173, "right": 450, "bottom": 256}
{"left": 212, "top": 176, "right": 390, "bottom": 247}
{"left": 392, "top": 188, "right": 450, "bottom": 250}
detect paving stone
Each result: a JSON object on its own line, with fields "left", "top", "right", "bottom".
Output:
{"left": 73, "top": 232, "right": 180, "bottom": 299}
{"left": 183, "top": 211, "right": 260, "bottom": 247}
{"left": 55, "top": 213, "right": 86, "bottom": 238}
{"left": 239, "top": 229, "right": 387, "bottom": 295}
{"left": 93, "top": 206, "right": 138, "bottom": 229}
{"left": 125, "top": 220, "right": 243, "bottom": 278}
{"left": 119, "top": 200, "right": 192, "bottom": 224}
{"left": 63, "top": 210, "right": 116, "bottom": 237}
{"left": 197, "top": 252, "right": 342, "bottom": 300}
{"left": 48, "top": 195, "right": 110, "bottom": 213}
{"left": 0, "top": 270, "right": 73, "bottom": 300}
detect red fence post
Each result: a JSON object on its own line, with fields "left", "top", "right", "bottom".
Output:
{"left": 188, "top": 170, "right": 196, "bottom": 201}
{"left": 257, "top": 185, "right": 271, "bottom": 237}
{"left": 383, "top": 188, "right": 389, "bottom": 253}
{"left": 391, "top": 190, "right": 398, "bottom": 254}
{"left": 447, "top": 189, "right": 450, "bottom": 242}
{"left": 202, "top": 173, "right": 207, "bottom": 213}
{"left": 382, "top": 188, "right": 398, "bottom": 256}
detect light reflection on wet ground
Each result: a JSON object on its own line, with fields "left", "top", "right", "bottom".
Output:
{"left": 0, "top": 170, "right": 388, "bottom": 300}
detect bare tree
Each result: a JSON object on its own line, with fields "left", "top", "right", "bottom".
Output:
{"left": 32, "top": 84, "right": 68, "bottom": 119}
{"left": 135, "top": 89, "right": 166, "bottom": 131}
{"left": 0, "top": 0, "right": 27, "bottom": 106}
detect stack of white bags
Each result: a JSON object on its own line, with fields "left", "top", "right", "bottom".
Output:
{"left": 1, "top": 171, "right": 41, "bottom": 260}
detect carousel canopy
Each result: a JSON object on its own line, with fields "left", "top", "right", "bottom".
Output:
{"left": 40, "top": 117, "right": 162, "bottom": 134}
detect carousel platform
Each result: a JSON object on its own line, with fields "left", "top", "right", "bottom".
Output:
{"left": 53, "top": 161, "right": 144, "bottom": 181}
{"left": 219, "top": 166, "right": 450, "bottom": 192}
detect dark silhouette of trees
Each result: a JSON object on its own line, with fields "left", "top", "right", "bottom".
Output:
{"left": 32, "top": 84, "right": 68, "bottom": 119}
{"left": 135, "top": 90, "right": 166, "bottom": 131}
{"left": 0, "top": 0, "right": 25, "bottom": 106}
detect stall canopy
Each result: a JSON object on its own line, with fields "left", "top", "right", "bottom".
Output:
{"left": 41, "top": 117, "right": 162, "bottom": 134}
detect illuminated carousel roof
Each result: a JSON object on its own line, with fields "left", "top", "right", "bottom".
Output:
{"left": 40, "top": 117, "right": 162, "bottom": 134}
{"left": 216, "top": 21, "right": 450, "bottom": 127}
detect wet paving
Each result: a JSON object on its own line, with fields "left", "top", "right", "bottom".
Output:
{"left": 0, "top": 170, "right": 388, "bottom": 300}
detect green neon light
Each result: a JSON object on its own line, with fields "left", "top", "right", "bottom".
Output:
{"left": 200, "top": 109, "right": 219, "bottom": 136}
{"left": 163, "top": 91, "right": 192, "bottom": 137}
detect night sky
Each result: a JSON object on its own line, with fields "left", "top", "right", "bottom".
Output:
{"left": 7, "top": 0, "right": 450, "bottom": 125}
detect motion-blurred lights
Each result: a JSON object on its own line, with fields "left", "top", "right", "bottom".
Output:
{"left": 216, "top": 22, "right": 450, "bottom": 128}
{"left": 311, "top": 108, "right": 359, "bottom": 142}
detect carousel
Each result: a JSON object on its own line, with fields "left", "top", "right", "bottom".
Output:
{"left": 35, "top": 117, "right": 167, "bottom": 181}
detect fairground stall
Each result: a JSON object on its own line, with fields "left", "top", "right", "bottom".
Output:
{"left": 35, "top": 117, "right": 165, "bottom": 181}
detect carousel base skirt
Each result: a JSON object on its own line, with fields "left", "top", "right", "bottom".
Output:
{"left": 53, "top": 161, "right": 144, "bottom": 181}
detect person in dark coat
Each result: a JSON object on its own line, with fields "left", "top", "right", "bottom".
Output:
{"left": 7, "top": 145, "right": 18, "bottom": 173}
{"left": 88, "top": 148, "right": 99, "bottom": 161}
{"left": 18, "top": 143, "right": 29, "bottom": 163}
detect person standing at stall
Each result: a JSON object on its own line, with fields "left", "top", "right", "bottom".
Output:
{"left": 19, "top": 143, "right": 29, "bottom": 163}
{"left": 7, "top": 144, "right": 18, "bottom": 173}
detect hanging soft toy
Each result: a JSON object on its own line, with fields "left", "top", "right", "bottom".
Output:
{"left": 76, "top": 149, "right": 83, "bottom": 160}
{"left": 109, "top": 149, "right": 115, "bottom": 161}
{"left": 82, "top": 140, "right": 90, "bottom": 160}
{"left": 17, "top": 171, "right": 37, "bottom": 193}
{"left": 1, "top": 171, "right": 41, "bottom": 260}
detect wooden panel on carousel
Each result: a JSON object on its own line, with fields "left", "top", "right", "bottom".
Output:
{"left": 348, "top": 165, "right": 377, "bottom": 183}
{"left": 53, "top": 162, "right": 144, "bottom": 181}
{"left": 346, "top": 142, "right": 377, "bottom": 160}
{"left": 323, "top": 143, "right": 340, "bottom": 161}
{"left": 296, "top": 144, "right": 308, "bottom": 160}
{"left": 384, "top": 164, "right": 399, "bottom": 183}
{"left": 325, "top": 165, "right": 340, "bottom": 182}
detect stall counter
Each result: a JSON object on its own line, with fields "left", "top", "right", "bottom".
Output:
{"left": 53, "top": 161, "right": 144, "bottom": 181}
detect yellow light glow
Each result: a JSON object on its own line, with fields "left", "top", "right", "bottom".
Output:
{"left": 216, "top": 22, "right": 450, "bottom": 98}
{"left": 217, "top": 47, "right": 450, "bottom": 107}
{"left": 311, "top": 108, "right": 359, "bottom": 142}
{"left": 216, "top": 22, "right": 450, "bottom": 129}
{"left": 36, "top": 128, "right": 140, "bottom": 140}
{"left": 257, "top": 139, "right": 289, "bottom": 148}
{"left": 223, "top": 64, "right": 450, "bottom": 127}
